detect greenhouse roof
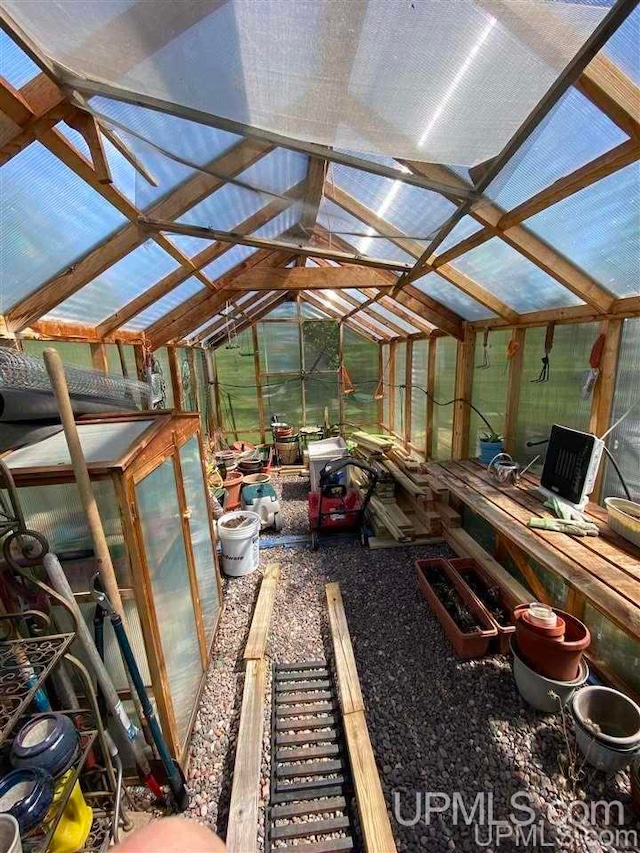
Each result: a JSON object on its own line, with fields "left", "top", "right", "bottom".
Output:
{"left": 0, "top": 0, "right": 638, "bottom": 350}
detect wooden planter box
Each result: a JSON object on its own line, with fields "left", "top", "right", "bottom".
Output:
{"left": 447, "top": 557, "right": 516, "bottom": 653}
{"left": 416, "top": 558, "right": 497, "bottom": 658}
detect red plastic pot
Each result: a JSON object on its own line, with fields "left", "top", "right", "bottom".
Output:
{"left": 223, "top": 470, "right": 244, "bottom": 511}
{"left": 513, "top": 605, "right": 590, "bottom": 682}
{"left": 447, "top": 557, "right": 515, "bottom": 654}
{"left": 416, "top": 559, "right": 497, "bottom": 659}
{"left": 520, "top": 609, "right": 566, "bottom": 640}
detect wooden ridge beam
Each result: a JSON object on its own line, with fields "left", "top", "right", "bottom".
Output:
{"left": 97, "top": 182, "right": 305, "bottom": 336}
{"left": 141, "top": 217, "right": 414, "bottom": 272}
{"left": 224, "top": 266, "right": 395, "bottom": 291}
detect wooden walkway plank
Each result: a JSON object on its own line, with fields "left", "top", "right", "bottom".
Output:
{"left": 343, "top": 711, "right": 397, "bottom": 853}
{"left": 325, "top": 582, "right": 365, "bottom": 715}
{"left": 326, "top": 583, "right": 397, "bottom": 853}
{"left": 244, "top": 563, "right": 280, "bottom": 661}
{"left": 226, "top": 658, "right": 267, "bottom": 853}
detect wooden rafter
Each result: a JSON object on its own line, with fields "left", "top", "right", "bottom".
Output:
{"left": 469, "top": 292, "right": 640, "bottom": 331}
{"left": 403, "top": 160, "right": 617, "bottom": 313}
{"left": 0, "top": 74, "right": 71, "bottom": 165}
{"left": 141, "top": 217, "right": 415, "bottom": 272}
{"left": 298, "top": 156, "right": 328, "bottom": 237}
{"left": 97, "top": 123, "right": 159, "bottom": 187}
{"left": 1, "top": 74, "right": 273, "bottom": 331}
{"left": 148, "top": 251, "right": 295, "bottom": 349}
{"left": 97, "top": 182, "right": 306, "bottom": 336}
{"left": 224, "top": 266, "right": 395, "bottom": 291}
{"left": 325, "top": 183, "right": 519, "bottom": 322}
{"left": 65, "top": 112, "right": 112, "bottom": 183}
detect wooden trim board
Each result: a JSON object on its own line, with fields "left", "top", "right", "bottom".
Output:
{"left": 326, "top": 583, "right": 397, "bottom": 853}
{"left": 326, "top": 582, "right": 364, "bottom": 715}
{"left": 226, "top": 658, "right": 267, "bottom": 853}
{"left": 243, "top": 563, "right": 280, "bottom": 661}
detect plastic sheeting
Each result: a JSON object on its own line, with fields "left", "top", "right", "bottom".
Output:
{"left": 413, "top": 272, "right": 495, "bottom": 321}
{"left": 469, "top": 329, "right": 511, "bottom": 455}
{"left": 343, "top": 327, "right": 378, "bottom": 429}
{"left": 317, "top": 198, "right": 416, "bottom": 263}
{"left": 526, "top": 162, "right": 640, "bottom": 298}
{"left": 411, "top": 339, "right": 428, "bottom": 452}
{"left": 123, "top": 277, "right": 204, "bottom": 330}
{"left": 432, "top": 337, "right": 456, "bottom": 460}
{"left": 6, "top": 0, "right": 610, "bottom": 165}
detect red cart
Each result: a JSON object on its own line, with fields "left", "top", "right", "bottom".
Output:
{"left": 308, "top": 456, "right": 378, "bottom": 550}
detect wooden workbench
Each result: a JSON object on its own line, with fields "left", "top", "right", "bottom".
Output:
{"left": 428, "top": 460, "right": 640, "bottom": 651}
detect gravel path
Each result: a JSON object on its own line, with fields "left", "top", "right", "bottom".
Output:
{"left": 184, "top": 473, "right": 638, "bottom": 852}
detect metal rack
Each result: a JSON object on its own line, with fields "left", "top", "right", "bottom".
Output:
{"left": 0, "top": 614, "right": 118, "bottom": 853}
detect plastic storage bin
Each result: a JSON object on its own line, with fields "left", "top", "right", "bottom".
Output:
{"left": 308, "top": 437, "right": 348, "bottom": 492}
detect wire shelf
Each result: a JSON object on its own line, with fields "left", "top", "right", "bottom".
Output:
{"left": 0, "top": 632, "right": 75, "bottom": 743}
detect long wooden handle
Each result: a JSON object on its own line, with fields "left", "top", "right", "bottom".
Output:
{"left": 43, "top": 347, "right": 125, "bottom": 621}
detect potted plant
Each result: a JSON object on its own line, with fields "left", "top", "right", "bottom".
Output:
{"left": 479, "top": 431, "right": 504, "bottom": 464}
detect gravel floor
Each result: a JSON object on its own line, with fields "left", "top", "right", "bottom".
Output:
{"left": 183, "top": 473, "right": 639, "bottom": 852}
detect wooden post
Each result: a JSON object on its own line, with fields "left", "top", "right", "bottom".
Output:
{"left": 589, "top": 318, "right": 623, "bottom": 502}
{"left": 452, "top": 328, "right": 475, "bottom": 460}
{"left": 187, "top": 348, "right": 197, "bottom": 412}
{"left": 116, "top": 341, "right": 129, "bottom": 378}
{"left": 425, "top": 337, "right": 436, "bottom": 460}
{"left": 252, "top": 326, "right": 266, "bottom": 443}
{"left": 90, "top": 342, "right": 109, "bottom": 374}
{"left": 297, "top": 297, "right": 306, "bottom": 427}
{"left": 167, "top": 346, "right": 184, "bottom": 411}
{"left": 134, "top": 344, "right": 146, "bottom": 382}
{"left": 504, "top": 328, "right": 526, "bottom": 455}
{"left": 404, "top": 339, "right": 413, "bottom": 450}
{"left": 388, "top": 340, "right": 397, "bottom": 434}
{"left": 338, "top": 323, "right": 346, "bottom": 435}
{"left": 208, "top": 348, "right": 222, "bottom": 434}
{"left": 377, "top": 344, "right": 384, "bottom": 430}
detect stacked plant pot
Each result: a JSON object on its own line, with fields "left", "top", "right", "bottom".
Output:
{"left": 571, "top": 686, "right": 640, "bottom": 772}
{"left": 511, "top": 602, "right": 590, "bottom": 713}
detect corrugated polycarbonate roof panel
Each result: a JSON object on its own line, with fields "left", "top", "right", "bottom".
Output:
{"left": 603, "top": 5, "right": 639, "bottom": 84}
{"left": 0, "top": 141, "right": 127, "bottom": 313}
{"left": 46, "top": 241, "right": 181, "bottom": 325}
{"left": 526, "top": 162, "right": 640, "bottom": 298}
{"left": 0, "top": 29, "right": 40, "bottom": 87}
{"left": 179, "top": 180, "right": 275, "bottom": 231}
{"left": 330, "top": 162, "right": 456, "bottom": 244}
{"left": 124, "top": 278, "right": 204, "bottom": 330}
{"left": 366, "top": 303, "right": 419, "bottom": 334}
{"left": 317, "top": 199, "right": 416, "bottom": 264}
{"left": 165, "top": 234, "right": 215, "bottom": 258}
{"left": 451, "top": 238, "right": 585, "bottom": 312}
{"left": 413, "top": 273, "right": 495, "bottom": 321}
{"left": 433, "top": 216, "right": 483, "bottom": 257}
{"left": 202, "top": 245, "right": 257, "bottom": 282}
{"left": 252, "top": 203, "right": 302, "bottom": 239}
{"left": 487, "top": 87, "right": 628, "bottom": 211}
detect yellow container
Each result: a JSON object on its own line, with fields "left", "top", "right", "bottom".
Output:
{"left": 49, "top": 772, "right": 93, "bottom": 853}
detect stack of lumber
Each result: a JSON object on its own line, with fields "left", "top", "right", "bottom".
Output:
{"left": 349, "top": 431, "right": 460, "bottom": 547}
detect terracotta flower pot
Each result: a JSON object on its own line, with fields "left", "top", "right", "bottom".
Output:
{"left": 223, "top": 470, "right": 244, "bottom": 511}
{"left": 513, "top": 605, "right": 590, "bottom": 682}
{"left": 520, "top": 609, "right": 566, "bottom": 640}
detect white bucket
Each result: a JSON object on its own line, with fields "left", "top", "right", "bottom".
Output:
{"left": 218, "top": 511, "right": 260, "bottom": 577}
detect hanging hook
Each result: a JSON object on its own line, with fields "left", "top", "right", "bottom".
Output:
{"left": 476, "top": 328, "right": 490, "bottom": 370}
{"left": 531, "top": 322, "right": 554, "bottom": 383}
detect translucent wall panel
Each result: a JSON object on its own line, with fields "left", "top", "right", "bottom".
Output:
{"left": 514, "top": 323, "right": 597, "bottom": 469}
{"left": 469, "top": 330, "right": 511, "bottom": 455}
{"left": 411, "top": 339, "right": 428, "bottom": 453}
{"left": 0, "top": 29, "right": 40, "bottom": 86}
{"left": 1, "top": 142, "right": 126, "bottom": 311}
{"left": 22, "top": 339, "right": 93, "bottom": 369}
{"left": 177, "top": 348, "right": 197, "bottom": 412}
{"left": 603, "top": 6, "right": 639, "bottom": 84}
{"left": 303, "top": 321, "right": 339, "bottom": 372}
{"left": 47, "top": 242, "right": 180, "bottom": 325}
{"left": 393, "top": 343, "right": 406, "bottom": 437}
{"left": 414, "top": 273, "right": 495, "bottom": 321}
{"left": 124, "top": 278, "right": 204, "bottom": 330}
{"left": 487, "top": 88, "right": 627, "bottom": 211}
{"left": 602, "top": 318, "right": 640, "bottom": 502}
{"left": 331, "top": 163, "right": 455, "bottom": 247}
{"left": 17, "top": 479, "right": 130, "bottom": 588}
{"left": 343, "top": 328, "right": 379, "bottom": 430}
{"left": 151, "top": 347, "right": 173, "bottom": 409}
{"left": 382, "top": 343, "right": 390, "bottom": 428}
{"left": 259, "top": 322, "right": 300, "bottom": 373}
{"left": 432, "top": 337, "right": 457, "bottom": 460}
{"left": 179, "top": 436, "right": 220, "bottom": 648}
{"left": 317, "top": 199, "right": 416, "bottom": 264}
{"left": 300, "top": 301, "right": 330, "bottom": 320}
{"left": 526, "top": 163, "right": 640, "bottom": 298}
{"left": 433, "top": 216, "right": 482, "bottom": 258}
{"left": 262, "top": 375, "right": 303, "bottom": 430}
{"left": 451, "top": 238, "right": 584, "bottom": 312}
{"left": 215, "top": 331, "right": 259, "bottom": 439}
{"left": 136, "top": 459, "right": 203, "bottom": 746}
{"left": 305, "top": 375, "right": 340, "bottom": 427}
{"left": 584, "top": 602, "right": 640, "bottom": 695}
{"left": 263, "top": 302, "right": 298, "bottom": 320}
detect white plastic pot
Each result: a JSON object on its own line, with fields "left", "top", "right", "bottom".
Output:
{"left": 218, "top": 511, "right": 260, "bottom": 577}
{"left": 510, "top": 639, "right": 588, "bottom": 713}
